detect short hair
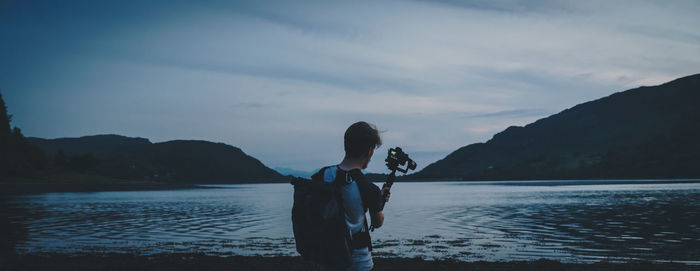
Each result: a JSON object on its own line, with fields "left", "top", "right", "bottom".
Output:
{"left": 344, "top": 121, "right": 382, "bottom": 158}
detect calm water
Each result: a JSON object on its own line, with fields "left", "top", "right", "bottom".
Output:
{"left": 4, "top": 180, "right": 700, "bottom": 263}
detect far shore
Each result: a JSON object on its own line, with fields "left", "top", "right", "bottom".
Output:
{"left": 0, "top": 253, "right": 696, "bottom": 271}
{"left": 0, "top": 180, "right": 203, "bottom": 195}
{"left": 2, "top": 176, "right": 700, "bottom": 195}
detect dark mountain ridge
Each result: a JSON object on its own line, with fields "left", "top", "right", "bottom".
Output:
{"left": 415, "top": 73, "right": 700, "bottom": 180}
{"left": 28, "top": 134, "right": 151, "bottom": 157}
{"left": 27, "top": 135, "right": 285, "bottom": 183}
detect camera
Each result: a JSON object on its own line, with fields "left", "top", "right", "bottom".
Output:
{"left": 385, "top": 147, "right": 417, "bottom": 174}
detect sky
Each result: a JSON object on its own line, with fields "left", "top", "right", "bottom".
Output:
{"left": 2, "top": 0, "right": 699, "bottom": 173}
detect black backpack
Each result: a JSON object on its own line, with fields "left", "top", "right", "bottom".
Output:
{"left": 291, "top": 166, "right": 372, "bottom": 268}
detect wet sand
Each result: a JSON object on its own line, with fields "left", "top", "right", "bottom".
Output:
{"left": 1, "top": 253, "right": 696, "bottom": 271}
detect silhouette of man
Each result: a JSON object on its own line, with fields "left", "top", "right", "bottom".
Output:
{"left": 314, "top": 121, "right": 390, "bottom": 271}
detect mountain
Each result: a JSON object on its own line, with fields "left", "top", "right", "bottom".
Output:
{"left": 27, "top": 135, "right": 286, "bottom": 183}
{"left": 28, "top": 134, "right": 151, "bottom": 157}
{"left": 415, "top": 73, "right": 700, "bottom": 180}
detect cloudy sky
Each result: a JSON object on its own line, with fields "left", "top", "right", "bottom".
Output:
{"left": 2, "top": 0, "right": 699, "bottom": 173}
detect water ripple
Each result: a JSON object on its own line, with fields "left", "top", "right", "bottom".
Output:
{"left": 5, "top": 181, "right": 700, "bottom": 263}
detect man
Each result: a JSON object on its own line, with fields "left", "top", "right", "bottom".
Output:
{"left": 314, "top": 121, "right": 390, "bottom": 271}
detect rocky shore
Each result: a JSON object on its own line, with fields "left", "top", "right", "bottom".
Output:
{"left": 1, "top": 253, "right": 697, "bottom": 271}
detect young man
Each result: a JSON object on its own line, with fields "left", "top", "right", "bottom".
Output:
{"left": 314, "top": 121, "right": 390, "bottom": 271}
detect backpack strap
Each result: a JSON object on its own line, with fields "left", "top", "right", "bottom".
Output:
{"left": 310, "top": 166, "right": 330, "bottom": 182}
{"left": 366, "top": 217, "right": 373, "bottom": 251}
{"left": 346, "top": 169, "right": 374, "bottom": 251}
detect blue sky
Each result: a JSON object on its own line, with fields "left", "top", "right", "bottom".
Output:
{"left": 2, "top": 0, "right": 699, "bottom": 173}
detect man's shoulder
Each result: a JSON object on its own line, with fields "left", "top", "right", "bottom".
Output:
{"left": 347, "top": 168, "right": 366, "bottom": 181}
{"left": 310, "top": 166, "right": 333, "bottom": 181}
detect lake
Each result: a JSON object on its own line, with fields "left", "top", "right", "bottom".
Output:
{"left": 3, "top": 180, "right": 700, "bottom": 264}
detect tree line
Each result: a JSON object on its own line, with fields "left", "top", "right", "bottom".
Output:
{"left": 0, "top": 92, "right": 97, "bottom": 180}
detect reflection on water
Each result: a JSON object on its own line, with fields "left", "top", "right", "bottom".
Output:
{"left": 4, "top": 180, "right": 700, "bottom": 263}
{"left": 0, "top": 198, "right": 28, "bottom": 254}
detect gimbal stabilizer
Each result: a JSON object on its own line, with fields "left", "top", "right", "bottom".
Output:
{"left": 383, "top": 147, "right": 417, "bottom": 189}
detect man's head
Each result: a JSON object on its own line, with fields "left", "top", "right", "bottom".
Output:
{"left": 344, "top": 121, "right": 382, "bottom": 169}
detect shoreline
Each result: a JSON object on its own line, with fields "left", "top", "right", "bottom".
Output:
{"left": 1, "top": 253, "right": 697, "bottom": 271}
{"left": 0, "top": 181, "right": 203, "bottom": 195}
{"left": 2, "top": 178, "right": 699, "bottom": 195}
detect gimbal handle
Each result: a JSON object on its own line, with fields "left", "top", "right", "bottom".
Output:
{"left": 371, "top": 170, "right": 395, "bottom": 232}
{"left": 384, "top": 170, "right": 397, "bottom": 188}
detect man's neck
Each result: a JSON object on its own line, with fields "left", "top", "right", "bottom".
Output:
{"left": 338, "top": 157, "right": 364, "bottom": 171}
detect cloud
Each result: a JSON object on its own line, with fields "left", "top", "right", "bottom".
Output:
{"left": 2, "top": 0, "right": 699, "bottom": 173}
{"left": 415, "top": 0, "right": 575, "bottom": 14}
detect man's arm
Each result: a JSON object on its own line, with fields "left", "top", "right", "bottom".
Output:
{"left": 358, "top": 176, "right": 390, "bottom": 230}
{"left": 370, "top": 211, "right": 384, "bottom": 229}
{"left": 369, "top": 185, "right": 390, "bottom": 229}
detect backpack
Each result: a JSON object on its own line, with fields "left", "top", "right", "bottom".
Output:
{"left": 291, "top": 166, "right": 372, "bottom": 268}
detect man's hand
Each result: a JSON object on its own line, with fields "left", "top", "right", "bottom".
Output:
{"left": 381, "top": 183, "right": 391, "bottom": 202}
